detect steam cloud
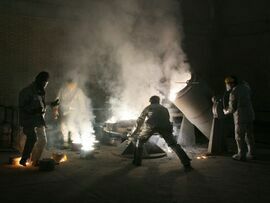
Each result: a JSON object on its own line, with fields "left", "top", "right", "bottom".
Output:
{"left": 62, "top": 0, "right": 191, "bottom": 121}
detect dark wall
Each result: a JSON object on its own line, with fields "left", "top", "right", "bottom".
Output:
{"left": 0, "top": 0, "right": 269, "bottom": 120}
{"left": 0, "top": 0, "right": 77, "bottom": 104}
{"left": 181, "top": 0, "right": 270, "bottom": 120}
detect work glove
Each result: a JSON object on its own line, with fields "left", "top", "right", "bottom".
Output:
{"left": 50, "top": 99, "right": 60, "bottom": 107}
{"left": 223, "top": 109, "right": 229, "bottom": 115}
{"left": 127, "top": 132, "right": 132, "bottom": 138}
{"left": 52, "top": 107, "right": 59, "bottom": 120}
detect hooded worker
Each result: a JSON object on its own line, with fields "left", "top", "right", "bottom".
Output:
{"left": 19, "top": 71, "right": 58, "bottom": 166}
{"left": 130, "top": 95, "right": 192, "bottom": 171}
{"left": 223, "top": 76, "right": 255, "bottom": 161}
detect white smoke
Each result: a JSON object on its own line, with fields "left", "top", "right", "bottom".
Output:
{"left": 56, "top": 82, "right": 97, "bottom": 151}
{"left": 61, "top": 0, "right": 191, "bottom": 122}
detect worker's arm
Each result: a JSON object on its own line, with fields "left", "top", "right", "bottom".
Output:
{"left": 223, "top": 91, "right": 237, "bottom": 115}
{"left": 130, "top": 106, "right": 149, "bottom": 137}
{"left": 45, "top": 99, "right": 60, "bottom": 107}
{"left": 46, "top": 88, "right": 61, "bottom": 107}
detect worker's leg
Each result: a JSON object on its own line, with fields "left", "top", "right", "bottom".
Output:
{"left": 20, "top": 127, "right": 37, "bottom": 166}
{"left": 31, "top": 126, "right": 47, "bottom": 166}
{"left": 160, "top": 129, "right": 191, "bottom": 168}
{"left": 60, "top": 121, "right": 69, "bottom": 144}
{"left": 233, "top": 123, "right": 246, "bottom": 161}
{"left": 69, "top": 124, "right": 81, "bottom": 144}
{"left": 67, "top": 118, "right": 81, "bottom": 144}
{"left": 245, "top": 122, "right": 255, "bottom": 159}
{"left": 133, "top": 126, "right": 153, "bottom": 166}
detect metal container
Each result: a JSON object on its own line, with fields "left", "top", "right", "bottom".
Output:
{"left": 39, "top": 158, "right": 55, "bottom": 171}
{"left": 173, "top": 77, "right": 213, "bottom": 139}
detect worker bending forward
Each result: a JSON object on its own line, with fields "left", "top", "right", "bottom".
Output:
{"left": 130, "top": 95, "right": 192, "bottom": 171}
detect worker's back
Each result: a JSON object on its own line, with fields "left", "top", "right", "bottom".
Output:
{"left": 145, "top": 103, "right": 171, "bottom": 129}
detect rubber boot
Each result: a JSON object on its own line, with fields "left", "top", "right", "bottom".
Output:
{"left": 233, "top": 139, "right": 246, "bottom": 161}
{"left": 171, "top": 144, "right": 192, "bottom": 170}
{"left": 246, "top": 144, "right": 255, "bottom": 160}
{"left": 19, "top": 159, "right": 27, "bottom": 167}
{"left": 132, "top": 140, "right": 143, "bottom": 166}
{"left": 245, "top": 134, "right": 256, "bottom": 160}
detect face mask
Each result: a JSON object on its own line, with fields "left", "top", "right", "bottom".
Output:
{"left": 226, "top": 84, "right": 231, "bottom": 91}
{"left": 44, "top": 81, "right": 49, "bottom": 89}
{"left": 36, "top": 80, "right": 49, "bottom": 91}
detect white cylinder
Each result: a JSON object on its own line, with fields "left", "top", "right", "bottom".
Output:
{"left": 178, "top": 116, "right": 195, "bottom": 146}
{"left": 173, "top": 80, "right": 213, "bottom": 139}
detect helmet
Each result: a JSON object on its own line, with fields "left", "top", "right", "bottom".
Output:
{"left": 149, "top": 95, "right": 160, "bottom": 104}
{"left": 35, "top": 71, "right": 49, "bottom": 91}
{"left": 35, "top": 71, "right": 49, "bottom": 83}
{"left": 224, "top": 76, "right": 237, "bottom": 84}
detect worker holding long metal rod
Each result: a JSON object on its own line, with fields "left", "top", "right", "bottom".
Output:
{"left": 130, "top": 95, "right": 192, "bottom": 171}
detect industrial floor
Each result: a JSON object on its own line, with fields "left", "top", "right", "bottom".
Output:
{"left": 1, "top": 142, "right": 270, "bottom": 203}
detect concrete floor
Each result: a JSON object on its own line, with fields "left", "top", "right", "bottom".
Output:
{"left": 1, "top": 143, "right": 270, "bottom": 203}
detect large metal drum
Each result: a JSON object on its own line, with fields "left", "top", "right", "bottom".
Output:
{"left": 173, "top": 78, "right": 213, "bottom": 139}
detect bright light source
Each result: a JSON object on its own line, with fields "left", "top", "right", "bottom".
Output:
{"left": 60, "top": 155, "right": 68, "bottom": 163}
{"left": 51, "top": 153, "right": 68, "bottom": 163}
{"left": 68, "top": 121, "right": 98, "bottom": 152}
{"left": 106, "top": 116, "right": 117, "bottom": 123}
{"left": 106, "top": 107, "right": 138, "bottom": 123}
{"left": 169, "top": 71, "right": 191, "bottom": 102}
{"left": 196, "top": 155, "right": 208, "bottom": 160}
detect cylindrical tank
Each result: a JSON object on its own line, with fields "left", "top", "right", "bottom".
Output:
{"left": 173, "top": 76, "right": 213, "bottom": 139}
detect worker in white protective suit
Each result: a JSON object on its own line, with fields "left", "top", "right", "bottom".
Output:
{"left": 56, "top": 79, "right": 91, "bottom": 148}
{"left": 223, "top": 76, "right": 255, "bottom": 161}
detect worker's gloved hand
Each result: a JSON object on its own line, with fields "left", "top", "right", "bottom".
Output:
{"left": 127, "top": 132, "right": 132, "bottom": 137}
{"left": 52, "top": 107, "right": 59, "bottom": 120}
{"left": 121, "top": 134, "right": 129, "bottom": 143}
{"left": 223, "top": 109, "right": 229, "bottom": 115}
{"left": 50, "top": 99, "right": 60, "bottom": 107}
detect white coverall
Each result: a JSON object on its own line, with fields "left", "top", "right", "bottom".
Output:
{"left": 31, "top": 126, "right": 47, "bottom": 163}
{"left": 57, "top": 86, "right": 90, "bottom": 144}
{"left": 226, "top": 83, "right": 255, "bottom": 159}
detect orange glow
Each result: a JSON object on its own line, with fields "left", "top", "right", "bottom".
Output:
{"left": 60, "top": 154, "right": 68, "bottom": 163}
{"left": 51, "top": 153, "right": 68, "bottom": 163}
{"left": 11, "top": 157, "right": 31, "bottom": 167}
{"left": 196, "top": 155, "right": 208, "bottom": 160}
